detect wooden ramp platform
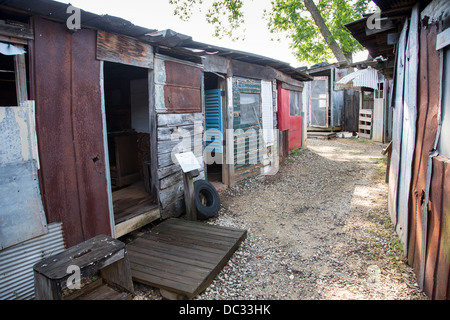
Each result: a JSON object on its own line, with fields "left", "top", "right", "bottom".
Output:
{"left": 126, "top": 218, "right": 247, "bottom": 299}
{"left": 307, "top": 131, "right": 337, "bottom": 140}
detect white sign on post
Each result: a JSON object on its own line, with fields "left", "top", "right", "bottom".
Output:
{"left": 174, "top": 152, "right": 201, "bottom": 173}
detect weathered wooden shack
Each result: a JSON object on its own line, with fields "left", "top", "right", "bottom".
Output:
{"left": 347, "top": 0, "right": 450, "bottom": 299}
{"left": 336, "top": 65, "right": 393, "bottom": 142}
{"left": 199, "top": 48, "right": 311, "bottom": 182}
{"left": 0, "top": 0, "right": 310, "bottom": 299}
{"left": 304, "top": 62, "right": 361, "bottom": 134}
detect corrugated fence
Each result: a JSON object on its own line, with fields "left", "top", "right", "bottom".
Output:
{"left": 0, "top": 223, "right": 65, "bottom": 300}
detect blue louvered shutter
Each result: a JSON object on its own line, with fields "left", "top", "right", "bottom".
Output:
{"left": 204, "top": 89, "right": 223, "bottom": 153}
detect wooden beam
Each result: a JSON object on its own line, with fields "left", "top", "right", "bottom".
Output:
{"left": 97, "top": 30, "right": 154, "bottom": 68}
{"left": 0, "top": 21, "right": 33, "bottom": 40}
{"left": 231, "top": 60, "right": 277, "bottom": 81}
{"left": 14, "top": 45, "right": 28, "bottom": 104}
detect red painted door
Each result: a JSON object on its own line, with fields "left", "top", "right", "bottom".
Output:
{"left": 278, "top": 84, "right": 303, "bottom": 150}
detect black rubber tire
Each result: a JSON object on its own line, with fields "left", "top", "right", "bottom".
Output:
{"left": 193, "top": 180, "right": 221, "bottom": 220}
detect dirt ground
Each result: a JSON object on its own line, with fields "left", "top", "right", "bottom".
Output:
{"left": 133, "top": 137, "right": 428, "bottom": 300}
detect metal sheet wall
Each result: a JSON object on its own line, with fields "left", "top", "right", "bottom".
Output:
{"left": 32, "top": 17, "right": 111, "bottom": 247}
{"left": 0, "top": 222, "right": 65, "bottom": 300}
{"left": 160, "top": 59, "right": 203, "bottom": 114}
{"left": 407, "top": 15, "right": 449, "bottom": 300}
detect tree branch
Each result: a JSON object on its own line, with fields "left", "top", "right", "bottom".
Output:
{"left": 303, "top": 0, "right": 350, "bottom": 64}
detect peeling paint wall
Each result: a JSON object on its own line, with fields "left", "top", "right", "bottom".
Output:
{"left": 0, "top": 101, "right": 47, "bottom": 250}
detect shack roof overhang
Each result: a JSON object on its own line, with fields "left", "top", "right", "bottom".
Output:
{"left": 0, "top": 0, "right": 311, "bottom": 82}
{"left": 304, "top": 62, "right": 344, "bottom": 77}
{"left": 344, "top": 0, "right": 432, "bottom": 78}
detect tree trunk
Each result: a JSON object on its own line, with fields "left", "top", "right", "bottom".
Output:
{"left": 303, "top": 0, "right": 350, "bottom": 64}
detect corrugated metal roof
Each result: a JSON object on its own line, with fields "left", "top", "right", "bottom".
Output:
{"left": 0, "top": 0, "right": 311, "bottom": 81}
{"left": 0, "top": 0, "right": 158, "bottom": 38}
{"left": 336, "top": 67, "right": 379, "bottom": 90}
{"left": 372, "top": 0, "right": 419, "bottom": 12}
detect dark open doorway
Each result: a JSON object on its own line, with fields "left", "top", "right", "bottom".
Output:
{"left": 103, "top": 62, "right": 158, "bottom": 237}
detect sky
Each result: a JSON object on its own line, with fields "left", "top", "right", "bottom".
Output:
{"left": 58, "top": 0, "right": 368, "bottom": 68}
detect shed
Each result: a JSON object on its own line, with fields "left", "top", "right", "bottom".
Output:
{"left": 304, "top": 62, "right": 361, "bottom": 133}
{"left": 336, "top": 66, "right": 392, "bottom": 142}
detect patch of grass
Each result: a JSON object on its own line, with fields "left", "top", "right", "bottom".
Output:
{"left": 372, "top": 156, "right": 388, "bottom": 181}
{"left": 290, "top": 147, "right": 305, "bottom": 157}
{"left": 349, "top": 137, "right": 371, "bottom": 143}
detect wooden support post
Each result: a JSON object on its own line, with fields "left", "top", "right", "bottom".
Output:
{"left": 183, "top": 170, "right": 197, "bottom": 221}
{"left": 174, "top": 152, "right": 201, "bottom": 221}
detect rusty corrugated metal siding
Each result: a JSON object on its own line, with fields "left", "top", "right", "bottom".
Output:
{"left": 426, "top": 156, "right": 450, "bottom": 299}
{"left": 32, "top": 17, "right": 111, "bottom": 247}
{"left": 408, "top": 19, "right": 449, "bottom": 300}
{"left": 0, "top": 222, "right": 65, "bottom": 300}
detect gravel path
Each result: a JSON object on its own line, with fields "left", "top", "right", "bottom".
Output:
{"left": 133, "top": 137, "right": 428, "bottom": 300}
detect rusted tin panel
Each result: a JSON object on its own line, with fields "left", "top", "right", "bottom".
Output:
{"left": 164, "top": 60, "right": 203, "bottom": 88}
{"left": 435, "top": 158, "right": 450, "bottom": 300}
{"left": 408, "top": 22, "right": 440, "bottom": 277}
{"left": 33, "top": 17, "right": 83, "bottom": 246}
{"left": 163, "top": 60, "right": 202, "bottom": 113}
{"left": 424, "top": 156, "right": 445, "bottom": 297}
{"left": 33, "top": 17, "right": 110, "bottom": 247}
{"left": 71, "top": 27, "right": 111, "bottom": 241}
{"left": 164, "top": 85, "right": 202, "bottom": 114}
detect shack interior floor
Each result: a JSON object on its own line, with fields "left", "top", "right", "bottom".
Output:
{"left": 112, "top": 180, "right": 157, "bottom": 225}
{"left": 126, "top": 218, "right": 247, "bottom": 299}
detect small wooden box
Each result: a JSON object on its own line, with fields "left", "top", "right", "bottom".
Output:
{"left": 33, "top": 235, "right": 134, "bottom": 300}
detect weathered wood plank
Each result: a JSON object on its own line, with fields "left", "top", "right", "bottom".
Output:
{"left": 131, "top": 269, "right": 198, "bottom": 295}
{"left": 159, "top": 219, "right": 245, "bottom": 239}
{"left": 129, "top": 247, "right": 213, "bottom": 276}
{"left": 157, "top": 133, "right": 203, "bottom": 155}
{"left": 232, "top": 60, "right": 277, "bottom": 81}
{"left": 73, "top": 283, "right": 131, "bottom": 300}
{"left": 141, "top": 233, "right": 230, "bottom": 255}
{"left": 114, "top": 207, "right": 160, "bottom": 238}
{"left": 97, "top": 30, "right": 153, "bottom": 68}
{"left": 131, "top": 237, "right": 227, "bottom": 262}
{"left": 130, "top": 262, "right": 204, "bottom": 288}
{"left": 157, "top": 113, "right": 203, "bottom": 127}
{"left": 158, "top": 125, "right": 196, "bottom": 141}
{"left": 14, "top": 47, "right": 28, "bottom": 104}
{"left": 152, "top": 226, "right": 241, "bottom": 247}
{"left": 0, "top": 21, "right": 34, "bottom": 40}
{"left": 128, "top": 243, "right": 217, "bottom": 270}
{"left": 202, "top": 55, "right": 229, "bottom": 74}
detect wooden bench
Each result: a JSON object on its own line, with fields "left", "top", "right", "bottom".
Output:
{"left": 33, "top": 235, "right": 134, "bottom": 300}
